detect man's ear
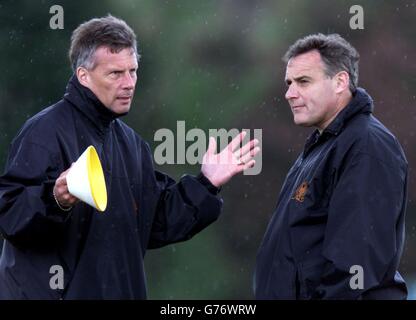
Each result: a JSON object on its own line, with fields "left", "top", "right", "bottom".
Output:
{"left": 76, "top": 67, "right": 90, "bottom": 87}
{"left": 334, "top": 71, "right": 350, "bottom": 94}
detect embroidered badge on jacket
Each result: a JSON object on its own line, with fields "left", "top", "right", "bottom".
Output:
{"left": 293, "top": 181, "right": 308, "bottom": 202}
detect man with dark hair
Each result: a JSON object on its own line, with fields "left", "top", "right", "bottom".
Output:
{"left": 0, "top": 15, "right": 259, "bottom": 299}
{"left": 255, "top": 33, "right": 408, "bottom": 299}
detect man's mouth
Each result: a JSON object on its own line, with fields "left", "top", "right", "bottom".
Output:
{"left": 117, "top": 96, "right": 132, "bottom": 101}
{"left": 292, "top": 105, "right": 305, "bottom": 110}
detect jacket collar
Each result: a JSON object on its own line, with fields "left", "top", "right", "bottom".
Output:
{"left": 303, "top": 88, "right": 374, "bottom": 156}
{"left": 323, "top": 87, "right": 373, "bottom": 136}
{"left": 63, "top": 75, "right": 127, "bottom": 134}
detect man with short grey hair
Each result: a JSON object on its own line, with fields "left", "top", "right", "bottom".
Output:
{"left": 0, "top": 15, "right": 259, "bottom": 299}
{"left": 255, "top": 33, "right": 408, "bottom": 299}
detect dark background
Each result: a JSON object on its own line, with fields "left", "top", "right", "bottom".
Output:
{"left": 1, "top": 0, "right": 415, "bottom": 299}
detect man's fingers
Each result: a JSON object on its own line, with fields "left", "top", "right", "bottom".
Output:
{"left": 55, "top": 185, "right": 69, "bottom": 197}
{"left": 62, "top": 193, "right": 70, "bottom": 202}
{"left": 242, "top": 159, "right": 256, "bottom": 171}
{"left": 234, "top": 139, "right": 259, "bottom": 159}
{"left": 57, "top": 175, "right": 69, "bottom": 188}
{"left": 207, "top": 137, "right": 217, "bottom": 155}
{"left": 55, "top": 176, "right": 66, "bottom": 187}
{"left": 62, "top": 176, "right": 68, "bottom": 186}
{"left": 56, "top": 163, "right": 75, "bottom": 186}
{"left": 55, "top": 186, "right": 78, "bottom": 206}
{"left": 228, "top": 131, "right": 247, "bottom": 152}
{"left": 233, "top": 159, "right": 256, "bottom": 175}
{"left": 238, "top": 147, "right": 260, "bottom": 164}
{"left": 67, "top": 195, "right": 78, "bottom": 204}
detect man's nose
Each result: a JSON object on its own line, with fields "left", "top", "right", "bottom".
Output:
{"left": 122, "top": 72, "right": 135, "bottom": 89}
{"left": 285, "top": 84, "right": 299, "bottom": 100}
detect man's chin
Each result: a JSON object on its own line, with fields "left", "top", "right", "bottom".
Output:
{"left": 112, "top": 103, "right": 131, "bottom": 115}
{"left": 293, "top": 117, "right": 312, "bottom": 127}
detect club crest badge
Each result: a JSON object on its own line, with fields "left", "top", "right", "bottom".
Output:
{"left": 293, "top": 181, "right": 308, "bottom": 202}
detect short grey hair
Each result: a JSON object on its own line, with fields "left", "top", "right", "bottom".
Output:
{"left": 69, "top": 15, "right": 140, "bottom": 71}
{"left": 283, "top": 33, "right": 360, "bottom": 93}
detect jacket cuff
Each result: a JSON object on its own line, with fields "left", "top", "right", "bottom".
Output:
{"left": 196, "top": 172, "right": 221, "bottom": 195}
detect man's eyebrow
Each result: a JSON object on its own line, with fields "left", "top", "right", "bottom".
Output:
{"left": 285, "top": 75, "right": 312, "bottom": 84}
{"left": 107, "top": 65, "right": 138, "bottom": 71}
{"left": 106, "top": 67, "right": 122, "bottom": 72}
{"left": 293, "top": 75, "right": 312, "bottom": 81}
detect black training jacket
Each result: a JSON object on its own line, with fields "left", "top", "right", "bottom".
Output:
{"left": 255, "top": 88, "right": 408, "bottom": 299}
{"left": 0, "top": 75, "right": 222, "bottom": 299}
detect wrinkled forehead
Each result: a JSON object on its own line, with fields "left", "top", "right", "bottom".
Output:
{"left": 93, "top": 46, "right": 138, "bottom": 69}
{"left": 285, "top": 50, "right": 327, "bottom": 79}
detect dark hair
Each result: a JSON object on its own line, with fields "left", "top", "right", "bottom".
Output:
{"left": 69, "top": 15, "right": 139, "bottom": 71}
{"left": 283, "top": 33, "right": 360, "bottom": 92}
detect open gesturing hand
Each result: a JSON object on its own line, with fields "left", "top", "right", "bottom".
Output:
{"left": 201, "top": 131, "right": 260, "bottom": 187}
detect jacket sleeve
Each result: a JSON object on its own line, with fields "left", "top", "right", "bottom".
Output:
{"left": 141, "top": 142, "right": 223, "bottom": 249}
{"left": 311, "top": 151, "right": 407, "bottom": 299}
{"left": 0, "top": 137, "right": 71, "bottom": 248}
